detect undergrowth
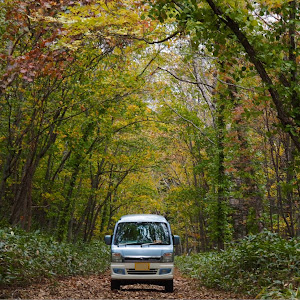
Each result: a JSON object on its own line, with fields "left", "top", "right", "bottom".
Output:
{"left": 0, "top": 227, "right": 110, "bottom": 286}
{"left": 176, "top": 230, "right": 300, "bottom": 299}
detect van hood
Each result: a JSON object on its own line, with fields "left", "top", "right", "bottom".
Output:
{"left": 112, "top": 245, "right": 173, "bottom": 258}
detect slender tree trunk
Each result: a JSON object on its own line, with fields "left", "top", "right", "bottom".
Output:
{"left": 285, "top": 137, "right": 295, "bottom": 237}
{"left": 216, "top": 100, "right": 226, "bottom": 250}
{"left": 56, "top": 160, "right": 81, "bottom": 241}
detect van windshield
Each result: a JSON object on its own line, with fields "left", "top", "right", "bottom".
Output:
{"left": 114, "top": 222, "right": 171, "bottom": 245}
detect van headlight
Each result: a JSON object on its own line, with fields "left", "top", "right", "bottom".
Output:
{"left": 161, "top": 252, "right": 173, "bottom": 262}
{"left": 111, "top": 252, "right": 122, "bottom": 262}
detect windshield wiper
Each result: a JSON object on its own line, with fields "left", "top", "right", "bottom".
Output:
{"left": 117, "top": 242, "right": 142, "bottom": 246}
{"left": 141, "top": 241, "right": 168, "bottom": 247}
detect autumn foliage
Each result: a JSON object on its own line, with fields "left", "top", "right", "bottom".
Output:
{"left": 0, "top": 0, "right": 299, "bottom": 254}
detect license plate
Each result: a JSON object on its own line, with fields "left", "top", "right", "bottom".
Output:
{"left": 135, "top": 262, "right": 150, "bottom": 271}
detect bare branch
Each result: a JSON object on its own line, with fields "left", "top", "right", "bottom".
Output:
{"left": 161, "top": 99, "right": 216, "bottom": 145}
{"left": 116, "top": 30, "right": 181, "bottom": 44}
{"left": 137, "top": 50, "right": 161, "bottom": 78}
{"left": 216, "top": 78, "right": 256, "bottom": 91}
{"left": 157, "top": 67, "right": 216, "bottom": 89}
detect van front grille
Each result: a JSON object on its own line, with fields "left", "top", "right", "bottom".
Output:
{"left": 126, "top": 269, "right": 158, "bottom": 275}
{"left": 124, "top": 256, "right": 161, "bottom": 262}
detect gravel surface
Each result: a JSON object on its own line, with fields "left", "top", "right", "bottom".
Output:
{"left": 0, "top": 269, "right": 248, "bottom": 299}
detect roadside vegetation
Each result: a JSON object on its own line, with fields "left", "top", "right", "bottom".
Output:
{"left": 0, "top": 228, "right": 109, "bottom": 286}
{"left": 176, "top": 230, "right": 300, "bottom": 299}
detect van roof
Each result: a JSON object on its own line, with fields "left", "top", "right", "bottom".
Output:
{"left": 119, "top": 214, "right": 168, "bottom": 223}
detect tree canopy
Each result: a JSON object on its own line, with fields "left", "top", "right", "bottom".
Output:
{"left": 0, "top": 0, "right": 299, "bottom": 250}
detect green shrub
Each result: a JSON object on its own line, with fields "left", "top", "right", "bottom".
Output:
{"left": 258, "top": 283, "right": 300, "bottom": 299}
{"left": 176, "top": 230, "right": 300, "bottom": 298}
{"left": 0, "top": 227, "right": 110, "bottom": 286}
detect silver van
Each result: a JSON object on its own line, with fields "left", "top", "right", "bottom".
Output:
{"left": 104, "top": 214, "right": 180, "bottom": 292}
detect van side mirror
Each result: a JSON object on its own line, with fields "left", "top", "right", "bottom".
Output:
{"left": 104, "top": 235, "right": 112, "bottom": 245}
{"left": 173, "top": 235, "right": 180, "bottom": 245}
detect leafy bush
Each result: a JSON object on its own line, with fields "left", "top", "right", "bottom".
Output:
{"left": 176, "top": 230, "right": 300, "bottom": 298}
{"left": 258, "top": 283, "right": 300, "bottom": 299}
{"left": 0, "top": 227, "right": 110, "bottom": 286}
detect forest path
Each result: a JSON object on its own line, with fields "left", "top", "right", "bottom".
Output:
{"left": 1, "top": 269, "right": 247, "bottom": 299}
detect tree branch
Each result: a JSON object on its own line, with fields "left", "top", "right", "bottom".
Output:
{"left": 116, "top": 30, "right": 181, "bottom": 44}
{"left": 157, "top": 67, "right": 216, "bottom": 89}
{"left": 137, "top": 50, "right": 161, "bottom": 78}
{"left": 161, "top": 98, "right": 216, "bottom": 145}
{"left": 204, "top": 0, "right": 300, "bottom": 151}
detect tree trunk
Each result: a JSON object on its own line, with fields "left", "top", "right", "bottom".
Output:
{"left": 216, "top": 100, "right": 226, "bottom": 250}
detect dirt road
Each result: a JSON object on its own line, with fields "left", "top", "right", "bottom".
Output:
{"left": 1, "top": 269, "right": 246, "bottom": 299}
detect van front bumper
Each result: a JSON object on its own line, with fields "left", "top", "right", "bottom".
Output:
{"left": 111, "top": 262, "right": 174, "bottom": 280}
